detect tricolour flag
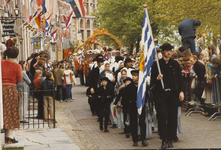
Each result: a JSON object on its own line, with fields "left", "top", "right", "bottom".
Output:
{"left": 66, "top": 0, "right": 85, "bottom": 18}
{"left": 50, "top": 29, "right": 58, "bottom": 43}
{"left": 63, "top": 7, "right": 76, "bottom": 30}
{"left": 137, "top": 7, "right": 156, "bottom": 115}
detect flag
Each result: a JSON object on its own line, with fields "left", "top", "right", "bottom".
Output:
{"left": 103, "top": 49, "right": 109, "bottom": 61}
{"left": 60, "top": 34, "right": 63, "bottom": 46}
{"left": 46, "top": 13, "right": 53, "bottom": 20}
{"left": 41, "top": 0, "right": 47, "bottom": 14}
{"left": 66, "top": 0, "right": 84, "bottom": 18}
{"left": 137, "top": 7, "right": 156, "bottom": 115}
{"left": 29, "top": 10, "right": 39, "bottom": 22}
{"left": 35, "top": 14, "right": 41, "bottom": 29}
{"left": 63, "top": 7, "right": 76, "bottom": 30}
{"left": 50, "top": 29, "right": 58, "bottom": 43}
{"left": 36, "top": 0, "right": 42, "bottom": 6}
{"left": 63, "top": 15, "right": 67, "bottom": 22}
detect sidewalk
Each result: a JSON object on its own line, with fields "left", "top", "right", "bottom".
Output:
{"left": 4, "top": 128, "right": 80, "bottom": 150}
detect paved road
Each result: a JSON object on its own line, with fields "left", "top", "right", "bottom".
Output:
{"left": 55, "top": 85, "right": 221, "bottom": 149}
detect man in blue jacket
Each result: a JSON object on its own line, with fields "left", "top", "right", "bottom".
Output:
{"left": 178, "top": 19, "right": 201, "bottom": 55}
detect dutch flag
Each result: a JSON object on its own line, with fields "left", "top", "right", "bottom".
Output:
{"left": 137, "top": 7, "right": 156, "bottom": 115}
{"left": 62, "top": 7, "right": 76, "bottom": 30}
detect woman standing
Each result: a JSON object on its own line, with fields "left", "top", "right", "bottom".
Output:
{"left": 2, "top": 47, "right": 23, "bottom": 143}
{"left": 17, "top": 61, "right": 31, "bottom": 123}
{"left": 63, "top": 63, "right": 76, "bottom": 102}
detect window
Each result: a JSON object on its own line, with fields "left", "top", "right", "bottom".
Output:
{"left": 87, "top": 30, "right": 91, "bottom": 38}
{"left": 93, "top": 20, "right": 97, "bottom": 29}
{"left": 81, "top": 30, "right": 84, "bottom": 40}
{"left": 86, "top": 3, "right": 89, "bottom": 15}
{"left": 80, "top": 19, "right": 84, "bottom": 28}
{"left": 87, "top": 20, "right": 90, "bottom": 29}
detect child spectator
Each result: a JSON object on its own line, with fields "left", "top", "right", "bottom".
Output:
{"left": 33, "top": 70, "right": 44, "bottom": 119}
{"left": 41, "top": 72, "right": 56, "bottom": 122}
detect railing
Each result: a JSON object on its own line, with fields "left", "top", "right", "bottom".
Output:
{"left": 18, "top": 86, "right": 56, "bottom": 129}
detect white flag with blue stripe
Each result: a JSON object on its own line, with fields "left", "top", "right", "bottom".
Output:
{"left": 137, "top": 8, "right": 156, "bottom": 115}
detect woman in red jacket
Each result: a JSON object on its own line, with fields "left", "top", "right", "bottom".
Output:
{"left": 1, "top": 47, "right": 23, "bottom": 143}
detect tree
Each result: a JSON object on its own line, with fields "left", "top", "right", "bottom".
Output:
{"left": 94, "top": 0, "right": 165, "bottom": 54}
{"left": 154, "top": 0, "right": 221, "bottom": 47}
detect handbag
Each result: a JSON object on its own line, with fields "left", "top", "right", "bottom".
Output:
{"left": 191, "top": 78, "right": 197, "bottom": 89}
{"left": 201, "top": 81, "right": 212, "bottom": 88}
{"left": 63, "top": 74, "right": 66, "bottom": 88}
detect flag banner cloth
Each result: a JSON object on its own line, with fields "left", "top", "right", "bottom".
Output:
{"left": 137, "top": 8, "right": 156, "bottom": 115}
{"left": 50, "top": 29, "right": 58, "bottom": 43}
{"left": 62, "top": 7, "right": 76, "bottom": 30}
{"left": 103, "top": 49, "right": 109, "bottom": 61}
{"left": 65, "top": 0, "right": 85, "bottom": 18}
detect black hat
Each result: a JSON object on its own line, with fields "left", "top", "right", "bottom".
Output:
{"left": 123, "top": 77, "right": 133, "bottom": 83}
{"left": 95, "top": 54, "right": 103, "bottom": 59}
{"left": 101, "top": 76, "right": 109, "bottom": 82}
{"left": 115, "top": 56, "right": 124, "bottom": 62}
{"left": 97, "top": 58, "right": 104, "bottom": 63}
{"left": 125, "top": 58, "right": 132, "bottom": 63}
{"left": 160, "top": 43, "right": 174, "bottom": 51}
{"left": 131, "top": 69, "right": 139, "bottom": 74}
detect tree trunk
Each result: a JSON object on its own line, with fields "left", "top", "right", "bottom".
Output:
{"left": 136, "top": 38, "right": 141, "bottom": 53}
{"left": 129, "top": 44, "right": 133, "bottom": 55}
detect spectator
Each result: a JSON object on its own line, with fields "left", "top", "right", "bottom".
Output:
{"left": 33, "top": 70, "right": 44, "bottom": 119}
{"left": 63, "top": 63, "right": 76, "bottom": 102}
{"left": 178, "top": 19, "right": 201, "bottom": 54}
{"left": 41, "top": 72, "right": 56, "bottom": 122}
{"left": 17, "top": 60, "right": 31, "bottom": 123}
{"left": 189, "top": 55, "right": 206, "bottom": 105}
{"left": 2, "top": 46, "right": 23, "bottom": 143}
{"left": 54, "top": 62, "right": 65, "bottom": 102}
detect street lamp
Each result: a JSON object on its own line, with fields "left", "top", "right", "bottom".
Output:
{"left": 19, "top": 38, "right": 23, "bottom": 44}
{"left": 14, "top": 5, "right": 19, "bottom": 17}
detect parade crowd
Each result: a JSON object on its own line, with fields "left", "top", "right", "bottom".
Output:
{"left": 1, "top": 18, "right": 221, "bottom": 150}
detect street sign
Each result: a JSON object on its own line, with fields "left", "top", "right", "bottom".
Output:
{"left": 1, "top": 20, "right": 15, "bottom": 37}
{"left": 33, "top": 38, "right": 41, "bottom": 49}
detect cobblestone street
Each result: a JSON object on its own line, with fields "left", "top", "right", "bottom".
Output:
{"left": 55, "top": 84, "right": 221, "bottom": 149}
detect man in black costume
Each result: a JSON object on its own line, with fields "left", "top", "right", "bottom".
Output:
{"left": 150, "top": 43, "right": 184, "bottom": 149}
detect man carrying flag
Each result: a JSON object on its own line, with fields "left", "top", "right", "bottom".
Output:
{"left": 150, "top": 43, "right": 184, "bottom": 149}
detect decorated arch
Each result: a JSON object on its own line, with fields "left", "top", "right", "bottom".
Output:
{"left": 84, "top": 30, "right": 122, "bottom": 51}
{"left": 74, "top": 42, "right": 104, "bottom": 53}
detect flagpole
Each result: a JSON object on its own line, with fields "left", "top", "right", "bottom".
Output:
{"left": 143, "top": 4, "right": 164, "bottom": 89}
{"left": 154, "top": 49, "right": 164, "bottom": 89}
{"left": 18, "top": 19, "right": 29, "bottom": 29}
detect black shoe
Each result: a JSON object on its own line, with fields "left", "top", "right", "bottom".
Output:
{"left": 161, "top": 140, "right": 167, "bottom": 149}
{"left": 20, "top": 120, "right": 29, "bottom": 123}
{"left": 142, "top": 140, "right": 148, "bottom": 146}
{"left": 100, "top": 126, "right": 103, "bottom": 131}
{"left": 172, "top": 136, "right": 179, "bottom": 142}
{"left": 5, "top": 137, "right": 18, "bottom": 144}
{"left": 112, "top": 124, "right": 117, "bottom": 128}
{"left": 138, "top": 135, "right": 141, "bottom": 141}
{"left": 126, "top": 133, "right": 130, "bottom": 138}
{"left": 167, "top": 141, "right": 173, "bottom": 148}
{"left": 104, "top": 129, "right": 109, "bottom": 132}
{"left": 133, "top": 142, "right": 138, "bottom": 146}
